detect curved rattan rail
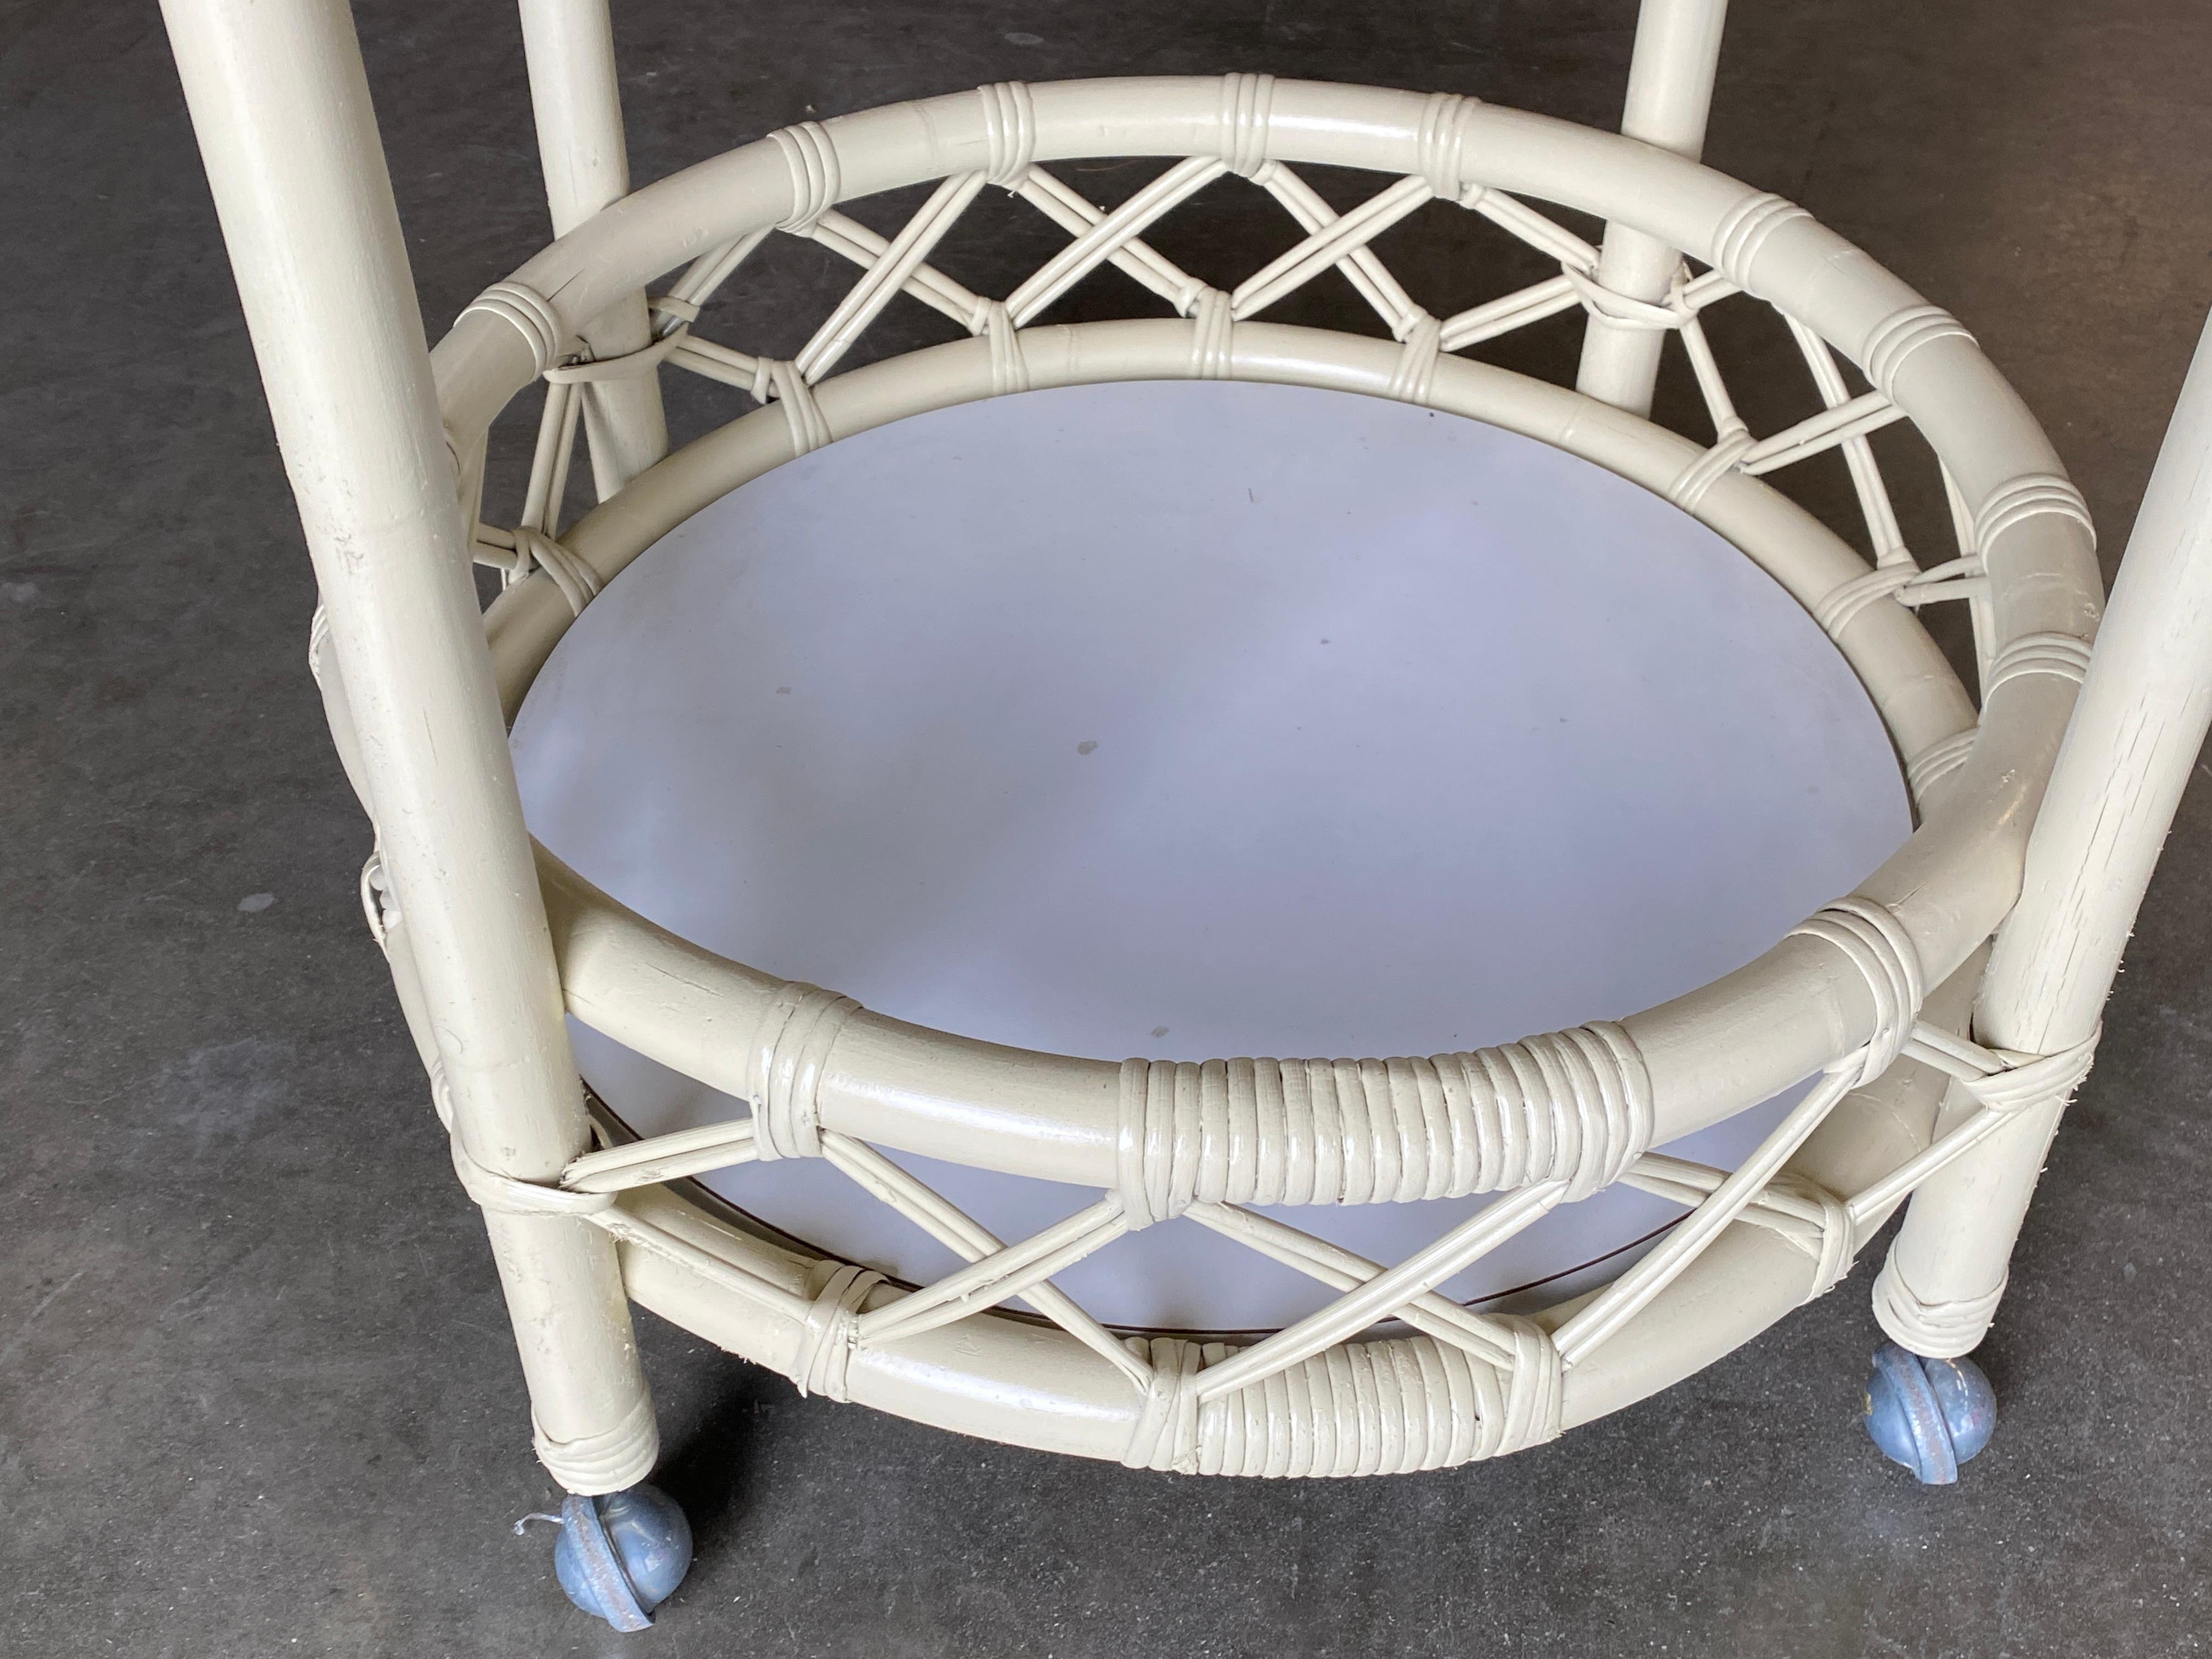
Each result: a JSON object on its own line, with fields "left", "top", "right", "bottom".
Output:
{"left": 325, "top": 76, "right": 2101, "bottom": 1476}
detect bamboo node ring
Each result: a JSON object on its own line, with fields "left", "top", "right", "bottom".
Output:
{"left": 770, "top": 120, "right": 842, "bottom": 233}
{"left": 979, "top": 302, "right": 1030, "bottom": 394}
{"left": 1861, "top": 303, "right": 1973, "bottom": 399}
{"left": 1765, "top": 1172, "right": 1857, "bottom": 1297}
{"left": 1813, "top": 565, "right": 1917, "bottom": 638}
{"left": 1985, "top": 631, "right": 2095, "bottom": 696}
{"left": 1217, "top": 72, "right": 1276, "bottom": 178}
{"left": 1789, "top": 896, "right": 1924, "bottom": 1086}
{"left": 1960, "top": 1025, "right": 2101, "bottom": 1113}
{"left": 1904, "top": 727, "right": 1979, "bottom": 804}
{"left": 749, "top": 358, "right": 833, "bottom": 456}
{"left": 511, "top": 527, "right": 603, "bottom": 618}
{"left": 1709, "top": 192, "right": 1812, "bottom": 291}
{"left": 1387, "top": 314, "right": 1444, "bottom": 404}
{"left": 746, "top": 983, "right": 863, "bottom": 1160}
{"left": 462, "top": 279, "right": 566, "bottom": 376}
{"left": 794, "top": 1261, "right": 886, "bottom": 1401}
{"left": 1415, "top": 90, "right": 1479, "bottom": 203}
{"left": 1189, "top": 288, "right": 1235, "bottom": 379}
{"left": 978, "top": 80, "right": 1037, "bottom": 188}
{"left": 1666, "top": 430, "right": 1758, "bottom": 511}
{"left": 1973, "top": 472, "right": 2096, "bottom": 552}
{"left": 1871, "top": 1258, "right": 2009, "bottom": 1359}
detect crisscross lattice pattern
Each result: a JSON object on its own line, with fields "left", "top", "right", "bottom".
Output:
{"left": 422, "top": 76, "right": 2103, "bottom": 1472}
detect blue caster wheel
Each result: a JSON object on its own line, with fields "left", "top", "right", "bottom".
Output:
{"left": 1863, "top": 1341, "right": 1996, "bottom": 1484}
{"left": 551, "top": 1484, "right": 693, "bottom": 1630}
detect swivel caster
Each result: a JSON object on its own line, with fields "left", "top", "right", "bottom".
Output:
{"left": 1862, "top": 1341, "right": 1996, "bottom": 1485}
{"left": 548, "top": 1483, "right": 693, "bottom": 1630}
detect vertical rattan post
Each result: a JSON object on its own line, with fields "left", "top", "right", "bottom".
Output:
{"left": 1574, "top": 0, "right": 1729, "bottom": 415}
{"left": 518, "top": 0, "right": 670, "bottom": 496}
{"left": 161, "top": 0, "right": 657, "bottom": 1492}
{"left": 1877, "top": 311, "right": 2212, "bottom": 1357}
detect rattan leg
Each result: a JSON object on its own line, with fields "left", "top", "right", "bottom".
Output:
{"left": 519, "top": 0, "right": 669, "bottom": 495}
{"left": 1575, "top": 0, "right": 1729, "bottom": 414}
{"left": 160, "top": 0, "right": 658, "bottom": 1496}
{"left": 1878, "top": 311, "right": 2212, "bottom": 1359}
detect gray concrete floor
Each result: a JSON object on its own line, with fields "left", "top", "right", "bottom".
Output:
{"left": 7, "top": 1, "right": 2212, "bottom": 1653}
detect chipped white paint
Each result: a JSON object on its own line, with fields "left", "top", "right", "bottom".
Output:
{"left": 160, "top": 0, "right": 2199, "bottom": 1491}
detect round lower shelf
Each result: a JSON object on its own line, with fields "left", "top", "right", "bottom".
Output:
{"left": 511, "top": 377, "right": 1909, "bottom": 1332}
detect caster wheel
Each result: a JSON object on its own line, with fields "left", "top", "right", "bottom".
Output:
{"left": 1862, "top": 1341, "right": 1996, "bottom": 1485}
{"left": 552, "top": 1483, "right": 693, "bottom": 1630}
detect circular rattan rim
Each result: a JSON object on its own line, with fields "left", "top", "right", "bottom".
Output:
{"left": 409, "top": 76, "right": 2101, "bottom": 1474}
{"left": 506, "top": 323, "right": 1956, "bottom": 1169}
{"left": 539, "top": 361, "right": 1931, "bottom": 1335}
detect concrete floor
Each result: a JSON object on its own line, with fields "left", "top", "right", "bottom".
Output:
{"left": 7, "top": 1, "right": 2212, "bottom": 1653}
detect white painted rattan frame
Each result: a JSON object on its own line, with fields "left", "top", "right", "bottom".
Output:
{"left": 431, "top": 74, "right": 2105, "bottom": 1473}
{"left": 172, "top": 0, "right": 2212, "bottom": 1496}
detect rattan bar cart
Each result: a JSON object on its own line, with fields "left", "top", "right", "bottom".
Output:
{"left": 160, "top": 0, "right": 2212, "bottom": 1629}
